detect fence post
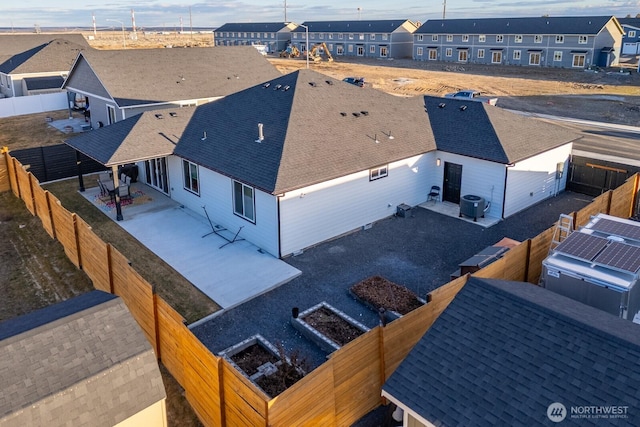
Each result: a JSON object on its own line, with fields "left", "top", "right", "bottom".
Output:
{"left": 152, "top": 286, "right": 161, "bottom": 360}
{"left": 378, "top": 326, "right": 387, "bottom": 404}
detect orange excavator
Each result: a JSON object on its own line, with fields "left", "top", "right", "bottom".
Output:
{"left": 307, "top": 42, "right": 334, "bottom": 62}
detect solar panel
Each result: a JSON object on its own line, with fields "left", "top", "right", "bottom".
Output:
{"left": 594, "top": 242, "right": 640, "bottom": 273}
{"left": 554, "top": 232, "right": 609, "bottom": 261}
{"left": 589, "top": 217, "right": 640, "bottom": 241}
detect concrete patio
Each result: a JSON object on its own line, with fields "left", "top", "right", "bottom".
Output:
{"left": 79, "top": 179, "right": 301, "bottom": 311}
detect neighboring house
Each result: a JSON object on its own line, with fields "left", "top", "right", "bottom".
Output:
{"left": 382, "top": 276, "right": 640, "bottom": 427}
{"left": 424, "top": 96, "right": 578, "bottom": 219}
{"left": 61, "top": 46, "right": 281, "bottom": 129}
{"left": 619, "top": 18, "right": 640, "bottom": 55}
{"left": 66, "top": 70, "right": 579, "bottom": 259}
{"left": 0, "top": 34, "right": 89, "bottom": 97}
{"left": 291, "top": 20, "right": 418, "bottom": 59}
{"left": 214, "top": 22, "right": 296, "bottom": 53}
{"left": 413, "top": 16, "right": 623, "bottom": 68}
{"left": 0, "top": 290, "right": 167, "bottom": 427}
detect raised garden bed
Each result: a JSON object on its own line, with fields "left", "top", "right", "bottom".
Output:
{"left": 291, "top": 302, "right": 370, "bottom": 353}
{"left": 350, "top": 275, "right": 425, "bottom": 320}
{"left": 219, "top": 334, "right": 306, "bottom": 397}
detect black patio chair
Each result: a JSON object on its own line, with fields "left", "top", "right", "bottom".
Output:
{"left": 427, "top": 185, "right": 441, "bottom": 202}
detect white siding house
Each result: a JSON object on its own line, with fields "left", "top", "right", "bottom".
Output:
{"left": 279, "top": 154, "right": 435, "bottom": 256}
{"left": 66, "top": 74, "right": 580, "bottom": 260}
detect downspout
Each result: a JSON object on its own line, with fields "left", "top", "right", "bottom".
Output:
{"left": 501, "top": 163, "right": 512, "bottom": 219}
{"left": 277, "top": 194, "right": 282, "bottom": 258}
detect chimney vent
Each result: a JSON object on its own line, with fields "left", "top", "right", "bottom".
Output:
{"left": 256, "top": 123, "right": 264, "bottom": 142}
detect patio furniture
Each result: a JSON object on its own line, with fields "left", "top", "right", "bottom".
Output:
{"left": 97, "top": 180, "right": 107, "bottom": 197}
{"left": 117, "top": 184, "right": 131, "bottom": 201}
{"left": 99, "top": 171, "right": 111, "bottom": 183}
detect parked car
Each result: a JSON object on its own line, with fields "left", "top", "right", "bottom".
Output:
{"left": 444, "top": 90, "right": 498, "bottom": 105}
{"left": 343, "top": 77, "right": 366, "bottom": 87}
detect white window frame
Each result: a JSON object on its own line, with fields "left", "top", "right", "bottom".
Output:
{"left": 336, "top": 45, "right": 344, "bottom": 55}
{"left": 446, "top": 48, "right": 452, "bottom": 57}
{"left": 432, "top": 34, "right": 438, "bottom": 42}
{"left": 446, "top": 34, "right": 453, "bottom": 42}
{"left": 370, "top": 165, "right": 388, "bottom": 181}
{"left": 491, "top": 51, "right": 502, "bottom": 63}
{"left": 380, "top": 46, "right": 388, "bottom": 57}
{"left": 369, "top": 45, "right": 375, "bottom": 54}
{"left": 556, "top": 35, "right": 564, "bottom": 43}
{"left": 348, "top": 33, "right": 354, "bottom": 40}
{"left": 182, "top": 160, "right": 199, "bottom": 195}
{"left": 429, "top": 49, "right": 438, "bottom": 60}
{"left": 107, "top": 105, "right": 116, "bottom": 125}
{"left": 462, "top": 35, "right": 469, "bottom": 42}
{"left": 348, "top": 45, "right": 354, "bottom": 53}
{"left": 496, "top": 35, "right": 504, "bottom": 43}
{"left": 529, "top": 52, "right": 541, "bottom": 65}
{"left": 382, "top": 34, "right": 388, "bottom": 40}
{"left": 572, "top": 54, "right": 586, "bottom": 68}
{"left": 233, "top": 180, "right": 255, "bottom": 222}
{"left": 338, "top": 33, "right": 344, "bottom": 40}
{"left": 629, "top": 30, "right": 636, "bottom": 38}
{"left": 478, "top": 34, "right": 486, "bottom": 42}
{"left": 514, "top": 35, "right": 522, "bottom": 43}
{"left": 534, "top": 35, "right": 543, "bottom": 43}
{"left": 417, "top": 47, "right": 423, "bottom": 56}
{"left": 417, "top": 34, "right": 423, "bottom": 41}
{"left": 513, "top": 50, "right": 521, "bottom": 60}
{"left": 578, "top": 35, "right": 588, "bottom": 44}
{"left": 553, "top": 51, "right": 562, "bottom": 61}
{"left": 359, "top": 33, "right": 365, "bottom": 40}
{"left": 477, "top": 49, "right": 485, "bottom": 59}
{"left": 370, "top": 34, "right": 375, "bottom": 40}
{"left": 328, "top": 33, "right": 333, "bottom": 39}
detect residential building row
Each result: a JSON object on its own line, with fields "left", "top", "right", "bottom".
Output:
{"left": 215, "top": 15, "right": 628, "bottom": 68}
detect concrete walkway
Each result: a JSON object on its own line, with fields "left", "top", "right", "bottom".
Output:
{"left": 80, "top": 182, "right": 301, "bottom": 311}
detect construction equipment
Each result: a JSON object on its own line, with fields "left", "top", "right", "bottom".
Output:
{"left": 307, "top": 42, "right": 334, "bottom": 62}
{"left": 279, "top": 45, "right": 300, "bottom": 58}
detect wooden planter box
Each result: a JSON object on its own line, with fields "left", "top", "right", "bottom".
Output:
{"left": 291, "top": 301, "right": 370, "bottom": 353}
{"left": 349, "top": 276, "right": 426, "bottom": 322}
{"left": 219, "top": 334, "right": 282, "bottom": 381}
{"left": 219, "top": 334, "right": 305, "bottom": 397}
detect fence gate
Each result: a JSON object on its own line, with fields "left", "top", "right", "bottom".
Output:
{"left": 568, "top": 155, "right": 638, "bottom": 197}
{"left": 11, "top": 144, "right": 105, "bottom": 183}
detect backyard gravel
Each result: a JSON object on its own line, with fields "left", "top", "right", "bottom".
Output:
{"left": 192, "top": 191, "right": 593, "bottom": 370}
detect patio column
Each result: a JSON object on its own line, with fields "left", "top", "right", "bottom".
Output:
{"left": 75, "top": 151, "right": 85, "bottom": 192}
{"left": 111, "top": 165, "right": 123, "bottom": 221}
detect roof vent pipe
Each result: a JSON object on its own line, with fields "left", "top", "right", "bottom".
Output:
{"left": 256, "top": 123, "right": 264, "bottom": 142}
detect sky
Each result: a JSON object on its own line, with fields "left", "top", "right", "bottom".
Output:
{"left": 1, "top": 1, "right": 639, "bottom": 29}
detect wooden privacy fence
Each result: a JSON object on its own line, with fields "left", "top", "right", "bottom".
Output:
{"left": 1, "top": 148, "right": 638, "bottom": 426}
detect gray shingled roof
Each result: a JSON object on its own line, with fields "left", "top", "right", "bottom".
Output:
{"left": 424, "top": 96, "right": 580, "bottom": 164}
{"left": 416, "top": 16, "right": 617, "bottom": 35}
{"left": 383, "top": 277, "right": 640, "bottom": 427}
{"left": 215, "top": 22, "right": 290, "bottom": 32}
{"left": 0, "top": 34, "right": 88, "bottom": 56}
{"left": 0, "top": 291, "right": 166, "bottom": 427}
{"left": 174, "top": 69, "right": 436, "bottom": 194}
{"left": 0, "top": 38, "right": 87, "bottom": 74}
{"left": 619, "top": 18, "right": 640, "bottom": 29}
{"left": 65, "top": 107, "right": 195, "bottom": 166}
{"left": 293, "top": 20, "right": 417, "bottom": 33}
{"left": 63, "top": 46, "right": 282, "bottom": 108}
{"left": 23, "top": 75, "right": 65, "bottom": 91}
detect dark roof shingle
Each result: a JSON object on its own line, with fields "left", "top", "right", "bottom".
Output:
{"left": 64, "top": 46, "right": 282, "bottom": 107}
{"left": 425, "top": 96, "right": 580, "bottom": 163}
{"left": 383, "top": 277, "right": 640, "bottom": 426}
{"left": 174, "top": 69, "right": 436, "bottom": 194}
{"left": 0, "top": 291, "right": 165, "bottom": 427}
{"left": 416, "top": 16, "right": 617, "bottom": 35}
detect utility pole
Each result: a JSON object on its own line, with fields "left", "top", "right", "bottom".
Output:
{"left": 92, "top": 13, "right": 96, "bottom": 37}
{"left": 443, "top": 0, "right": 447, "bottom": 19}
{"left": 189, "top": 6, "right": 193, "bottom": 40}
{"left": 131, "top": 9, "right": 137, "bottom": 39}
{"left": 284, "top": 0, "right": 287, "bottom": 23}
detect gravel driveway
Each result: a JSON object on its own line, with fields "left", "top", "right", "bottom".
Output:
{"left": 192, "top": 191, "right": 593, "bottom": 369}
